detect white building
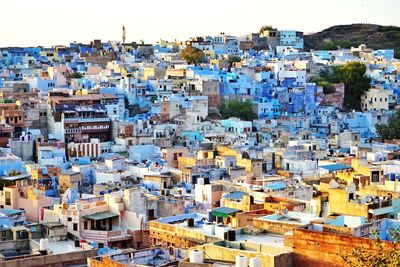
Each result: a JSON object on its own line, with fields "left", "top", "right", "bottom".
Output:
{"left": 362, "top": 88, "right": 394, "bottom": 111}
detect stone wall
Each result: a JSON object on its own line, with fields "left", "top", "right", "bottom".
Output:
{"left": 0, "top": 249, "right": 97, "bottom": 267}
{"left": 292, "top": 227, "right": 393, "bottom": 267}
{"left": 253, "top": 219, "right": 301, "bottom": 234}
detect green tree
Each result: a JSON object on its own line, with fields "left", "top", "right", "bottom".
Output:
{"left": 310, "top": 77, "right": 336, "bottom": 94}
{"left": 376, "top": 109, "right": 400, "bottom": 140}
{"left": 317, "top": 62, "right": 371, "bottom": 110}
{"left": 335, "top": 40, "right": 361, "bottom": 49}
{"left": 219, "top": 100, "right": 256, "bottom": 121}
{"left": 68, "top": 72, "right": 83, "bottom": 79}
{"left": 179, "top": 46, "right": 205, "bottom": 65}
{"left": 336, "top": 62, "right": 371, "bottom": 110}
{"left": 227, "top": 55, "right": 241, "bottom": 67}
{"left": 259, "top": 25, "right": 278, "bottom": 34}
{"left": 8, "top": 170, "right": 21, "bottom": 177}
{"left": 321, "top": 41, "right": 339, "bottom": 50}
{"left": 150, "top": 96, "right": 158, "bottom": 103}
{"left": 340, "top": 228, "right": 400, "bottom": 267}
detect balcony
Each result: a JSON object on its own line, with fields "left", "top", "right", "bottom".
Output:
{"left": 81, "top": 229, "right": 123, "bottom": 243}
{"left": 64, "top": 117, "right": 110, "bottom": 123}
{"left": 368, "top": 200, "right": 392, "bottom": 210}
{"left": 65, "top": 126, "right": 109, "bottom": 134}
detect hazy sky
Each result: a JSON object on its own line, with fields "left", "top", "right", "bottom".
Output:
{"left": 1, "top": 0, "right": 399, "bottom": 47}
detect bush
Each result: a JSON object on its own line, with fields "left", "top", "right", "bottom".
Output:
{"left": 376, "top": 110, "right": 400, "bottom": 140}
{"left": 219, "top": 100, "right": 256, "bottom": 121}
{"left": 259, "top": 25, "right": 278, "bottom": 33}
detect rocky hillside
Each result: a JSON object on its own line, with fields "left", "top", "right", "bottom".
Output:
{"left": 304, "top": 24, "right": 400, "bottom": 57}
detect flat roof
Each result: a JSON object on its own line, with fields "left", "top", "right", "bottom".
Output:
{"left": 0, "top": 209, "right": 24, "bottom": 216}
{"left": 212, "top": 207, "right": 241, "bottom": 218}
{"left": 155, "top": 213, "right": 206, "bottom": 224}
{"left": 258, "top": 211, "right": 321, "bottom": 224}
{"left": 1, "top": 174, "right": 31, "bottom": 181}
{"left": 264, "top": 182, "right": 286, "bottom": 191}
{"left": 60, "top": 170, "right": 80, "bottom": 175}
{"left": 235, "top": 233, "right": 285, "bottom": 248}
{"left": 223, "top": 191, "right": 247, "bottom": 200}
{"left": 320, "top": 164, "right": 352, "bottom": 172}
{"left": 83, "top": 211, "right": 119, "bottom": 221}
{"left": 37, "top": 239, "right": 82, "bottom": 255}
{"left": 43, "top": 222, "right": 65, "bottom": 229}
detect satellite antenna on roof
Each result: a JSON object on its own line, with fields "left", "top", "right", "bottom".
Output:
{"left": 282, "top": 208, "right": 289, "bottom": 215}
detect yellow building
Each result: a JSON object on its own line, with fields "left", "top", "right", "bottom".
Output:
{"left": 106, "top": 61, "right": 128, "bottom": 76}
{"left": 142, "top": 66, "right": 166, "bottom": 80}
{"left": 178, "top": 150, "right": 216, "bottom": 171}
{"left": 336, "top": 159, "right": 383, "bottom": 186}
{"left": 165, "top": 68, "right": 186, "bottom": 79}
{"left": 209, "top": 58, "right": 228, "bottom": 69}
{"left": 220, "top": 192, "right": 263, "bottom": 212}
{"left": 216, "top": 146, "right": 262, "bottom": 176}
{"left": 327, "top": 180, "right": 393, "bottom": 219}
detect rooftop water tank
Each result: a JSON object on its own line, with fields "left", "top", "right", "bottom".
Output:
{"left": 189, "top": 249, "right": 204, "bottom": 264}
{"left": 187, "top": 218, "right": 195, "bottom": 227}
{"left": 197, "top": 178, "right": 205, "bottom": 185}
{"left": 236, "top": 255, "right": 248, "bottom": 267}
{"left": 39, "top": 238, "right": 49, "bottom": 251}
{"left": 249, "top": 257, "right": 262, "bottom": 267}
{"left": 203, "top": 222, "right": 215, "bottom": 235}
{"left": 215, "top": 224, "right": 227, "bottom": 240}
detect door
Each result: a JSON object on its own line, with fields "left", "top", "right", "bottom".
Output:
{"left": 148, "top": 209, "right": 155, "bottom": 221}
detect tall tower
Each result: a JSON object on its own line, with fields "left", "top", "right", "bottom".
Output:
{"left": 122, "top": 25, "right": 126, "bottom": 44}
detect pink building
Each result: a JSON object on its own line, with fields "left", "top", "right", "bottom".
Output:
{"left": 0, "top": 178, "right": 56, "bottom": 222}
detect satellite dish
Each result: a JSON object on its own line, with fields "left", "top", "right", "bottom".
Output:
{"left": 282, "top": 208, "right": 289, "bottom": 215}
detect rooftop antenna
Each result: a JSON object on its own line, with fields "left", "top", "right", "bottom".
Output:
{"left": 122, "top": 25, "right": 126, "bottom": 44}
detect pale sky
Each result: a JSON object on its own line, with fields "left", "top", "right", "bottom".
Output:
{"left": 1, "top": 0, "right": 399, "bottom": 47}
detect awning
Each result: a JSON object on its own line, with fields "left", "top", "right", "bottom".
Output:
{"left": 369, "top": 206, "right": 394, "bottom": 216}
{"left": 320, "top": 164, "right": 352, "bottom": 172}
{"left": 212, "top": 207, "right": 241, "bottom": 218}
{"left": 83, "top": 211, "right": 119, "bottom": 221}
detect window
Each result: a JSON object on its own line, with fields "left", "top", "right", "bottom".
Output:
{"left": 5, "top": 192, "right": 11, "bottom": 205}
{"left": 371, "top": 171, "right": 380, "bottom": 183}
{"left": 68, "top": 217, "right": 72, "bottom": 222}
{"left": 73, "top": 223, "right": 78, "bottom": 231}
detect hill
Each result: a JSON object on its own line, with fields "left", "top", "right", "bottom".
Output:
{"left": 304, "top": 24, "right": 400, "bottom": 58}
